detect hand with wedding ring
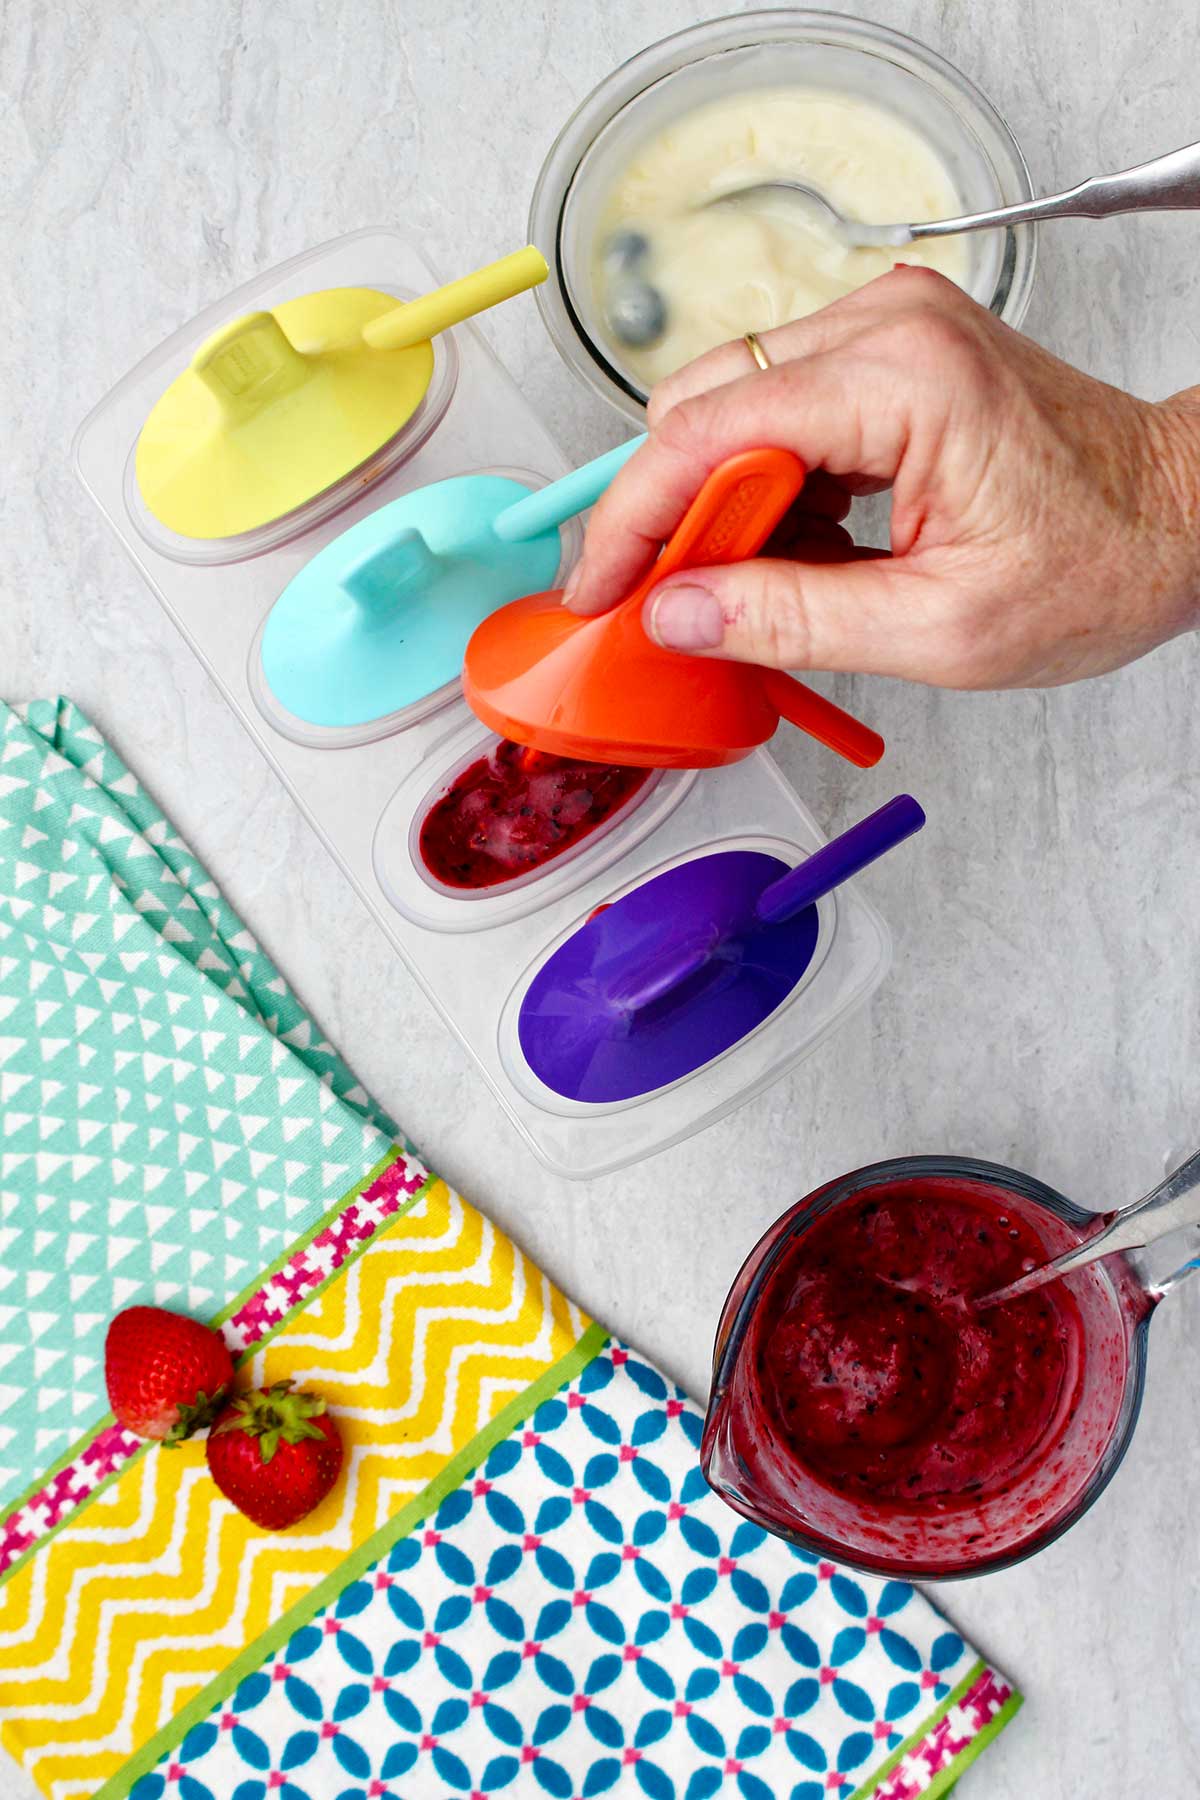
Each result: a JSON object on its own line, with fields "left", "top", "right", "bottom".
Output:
{"left": 563, "top": 267, "right": 1200, "bottom": 689}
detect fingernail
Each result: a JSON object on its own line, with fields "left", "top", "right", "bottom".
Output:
{"left": 561, "top": 560, "right": 585, "bottom": 607}
{"left": 646, "top": 582, "right": 724, "bottom": 651}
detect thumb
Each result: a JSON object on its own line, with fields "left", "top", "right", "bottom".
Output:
{"left": 642, "top": 550, "right": 949, "bottom": 681}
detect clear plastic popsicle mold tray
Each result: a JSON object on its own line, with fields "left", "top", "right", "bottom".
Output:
{"left": 74, "top": 227, "right": 891, "bottom": 1178}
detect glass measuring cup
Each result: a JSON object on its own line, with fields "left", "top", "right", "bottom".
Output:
{"left": 701, "top": 1154, "right": 1196, "bottom": 1578}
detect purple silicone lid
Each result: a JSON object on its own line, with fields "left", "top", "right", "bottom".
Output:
{"left": 516, "top": 797, "right": 926, "bottom": 1106}
{"left": 517, "top": 851, "right": 821, "bottom": 1104}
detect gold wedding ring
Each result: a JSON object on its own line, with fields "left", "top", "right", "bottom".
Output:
{"left": 744, "top": 330, "right": 771, "bottom": 371}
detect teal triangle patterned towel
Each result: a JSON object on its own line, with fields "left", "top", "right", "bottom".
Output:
{"left": 0, "top": 699, "right": 1020, "bottom": 1800}
{"left": 0, "top": 696, "right": 405, "bottom": 1512}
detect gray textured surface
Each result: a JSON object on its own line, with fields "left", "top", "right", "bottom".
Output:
{"left": 3, "top": 2, "right": 1199, "bottom": 1795}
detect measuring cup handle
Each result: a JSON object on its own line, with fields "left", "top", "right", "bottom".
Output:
{"left": 1119, "top": 1147, "right": 1200, "bottom": 1297}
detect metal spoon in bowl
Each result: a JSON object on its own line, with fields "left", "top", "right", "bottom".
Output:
{"left": 704, "top": 138, "right": 1200, "bottom": 250}
{"left": 976, "top": 1146, "right": 1200, "bottom": 1311}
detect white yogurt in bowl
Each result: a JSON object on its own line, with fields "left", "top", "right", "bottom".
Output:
{"left": 530, "top": 12, "right": 1036, "bottom": 423}
{"left": 592, "top": 86, "right": 970, "bottom": 387}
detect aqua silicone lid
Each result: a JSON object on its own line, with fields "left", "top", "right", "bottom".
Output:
{"left": 259, "top": 473, "right": 563, "bottom": 729}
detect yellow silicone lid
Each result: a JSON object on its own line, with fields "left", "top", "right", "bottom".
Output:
{"left": 134, "top": 288, "right": 435, "bottom": 540}
{"left": 135, "top": 248, "right": 549, "bottom": 542}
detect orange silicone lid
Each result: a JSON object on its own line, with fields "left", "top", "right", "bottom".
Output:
{"left": 462, "top": 447, "right": 884, "bottom": 770}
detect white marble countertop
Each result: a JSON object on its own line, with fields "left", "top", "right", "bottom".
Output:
{"left": 3, "top": 2, "right": 1200, "bottom": 1795}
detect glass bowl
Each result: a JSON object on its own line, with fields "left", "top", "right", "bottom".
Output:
{"left": 529, "top": 9, "right": 1038, "bottom": 423}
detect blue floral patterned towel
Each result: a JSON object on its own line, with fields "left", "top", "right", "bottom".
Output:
{"left": 139, "top": 1340, "right": 1019, "bottom": 1800}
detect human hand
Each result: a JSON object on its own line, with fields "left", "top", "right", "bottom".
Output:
{"left": 564, "top": 268, "right": 1200, "bottom": 688}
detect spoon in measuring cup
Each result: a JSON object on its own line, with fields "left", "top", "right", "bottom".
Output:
{"left": 703, "top": 138, "right": 1200, "bottom": 250}
{"left": 977, "top": 1146, "right": 1200, "bottom": 1310}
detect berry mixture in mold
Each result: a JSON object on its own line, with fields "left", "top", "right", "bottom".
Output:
{"left": 752, "top": 1186, "right": 1087, "bottom": 1508}
{"left": 418, "top": 738, "right": 650, "bottom": 890}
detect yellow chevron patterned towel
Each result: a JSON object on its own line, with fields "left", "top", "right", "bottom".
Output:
{"left": 0, "top": 702, "right": 1020, "bottom": 1800}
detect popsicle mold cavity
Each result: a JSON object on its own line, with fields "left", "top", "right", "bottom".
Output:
{"left": 373, "top": 713, "right": 693, "bottom": 936}
{"left": 419, "top": 739, "right": 652, "bottom": 890}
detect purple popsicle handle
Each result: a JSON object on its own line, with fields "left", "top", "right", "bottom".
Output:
{"left": 615, "top": 938, "right": 718, "bottom": 1019}
{"left": 754, "top": 795, "right": 926, "bottom": 926}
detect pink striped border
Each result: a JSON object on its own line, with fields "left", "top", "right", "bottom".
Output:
{"left": 0, "top": 1148, "right": 429, "bottom": 1575}
{"left": 874, "top": 1666, "right": 1015, "bottom": 1799}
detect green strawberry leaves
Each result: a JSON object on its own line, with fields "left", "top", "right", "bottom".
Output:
{"left": 213, "top": 1380, "right": 329, "bottom": 1463}
{"left": 162, "top": 1385, "right": 232, "bottom": 1448}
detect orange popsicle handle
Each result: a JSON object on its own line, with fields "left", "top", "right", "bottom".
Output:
{"left": 761, "top": 669, "right": 885, "bottom": 769}
{"left": 623, "top": 448, "right": 885, "bottom": 769}
{"left": 463, "top": 445, "right": 885, "bottom": 770}
{"left": 625, "top": 447, "right": 808, "bottom": 609}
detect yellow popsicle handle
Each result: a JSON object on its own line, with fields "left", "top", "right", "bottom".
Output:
{"left": 190, "top": 311, "right": 310, "bottom": 422}
{"left": 362, "top": 245, "right": 549, "bottom": 350}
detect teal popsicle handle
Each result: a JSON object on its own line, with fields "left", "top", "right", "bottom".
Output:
{"left": 493, "top": 435, "right": 647, "bottom": 543}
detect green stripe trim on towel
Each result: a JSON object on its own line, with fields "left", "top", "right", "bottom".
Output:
{"left": 93, "top": 1319, "right": 611, "bottom": 1800}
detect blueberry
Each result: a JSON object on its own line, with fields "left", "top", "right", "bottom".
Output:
{"left": 603, "top": 228, "right": 651, "bottom": 272}
{"left": 606, "top": 279, "right": 667, "bottom": 347}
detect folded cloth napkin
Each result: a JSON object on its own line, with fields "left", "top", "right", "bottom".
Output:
{"left": 0, "top": 700, "right": 1020, "bottom": 1800}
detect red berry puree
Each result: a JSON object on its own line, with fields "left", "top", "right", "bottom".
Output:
{"left": 707, "top": 1175, "right": 1141, "bottom": 1573}
{"left": 419, "top": 739, "right": 650, "bottom": 890}
{"left": 754, "top": 1187, "right": 1082, "bottom": 1507}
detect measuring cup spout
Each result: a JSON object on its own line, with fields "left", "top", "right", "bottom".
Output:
{"left": 981, "top": 1145, "right": 1200, "bottom": 1308}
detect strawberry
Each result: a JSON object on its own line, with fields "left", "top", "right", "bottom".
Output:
{"left": 205, "top": 1381, "right": 343, "bottom": 1529}
{"left": 105, "top": 1306, "right": 235, "bottom": 1444}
